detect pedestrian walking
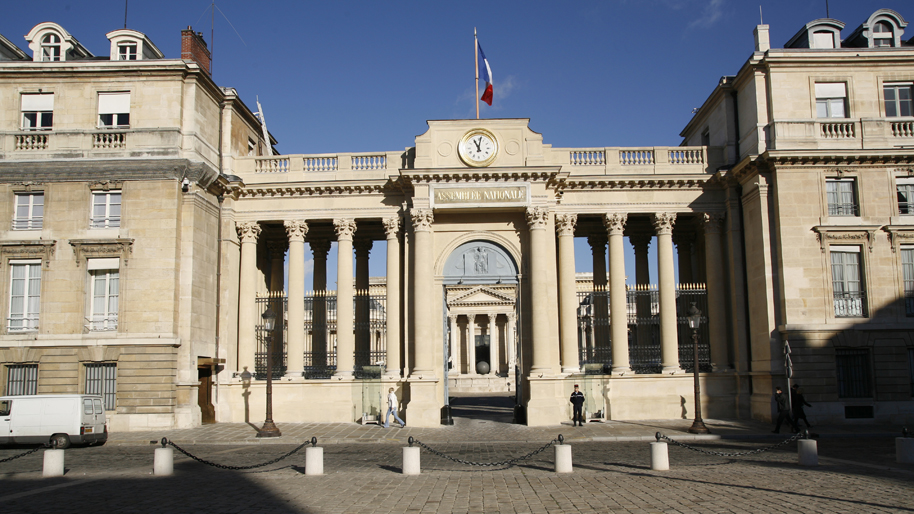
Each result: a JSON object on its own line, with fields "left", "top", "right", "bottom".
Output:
{"left": 384, "top": 387, "right": 405, "bottom": 428}
{"left": 570, "top": 384, "right": 585, "bottom": 427}
{"left": 772, "top": 386, "right": 797, "bottom": 434}
{"left": 791, "top": 383, "right": 813, "bottom": 429}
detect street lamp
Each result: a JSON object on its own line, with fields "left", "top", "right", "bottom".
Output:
{"left": 687, "top": 303, "right": 709, "bottom": 434}
{"left": 257, "top": 307, "right": 282, "bottom": 438}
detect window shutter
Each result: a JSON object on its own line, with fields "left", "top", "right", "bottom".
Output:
{"left": 98, "top": 93, "right": 130, "bottom": 114}
{"left": 21, "top": 94, "right": 54, "bottom": 111}
{"left": 87, "top": 258, "right": 120, "bottom": 270}
{"left": 815, "top": 83, "right": 846, "bottom": 98}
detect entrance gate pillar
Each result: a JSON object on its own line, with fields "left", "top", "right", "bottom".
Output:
{"left": 236, "top": 221, "right": 261, "bottom": 374}
{"left": 383, "top": 217, "right": 402, "bottom": 378}
{"left": 654, "top": 213, "right": 682, "bottom": 373}
{"left": 702, "top": 212, "right": 730, "bottom": 370}
{"left": 333, "top": 219, "right": 356, "bottom": 378}
{"left": 555, "top": 213, "right": 579, "bottom": 374}
{"left": 406, "top": 208, "right": 439, "bottom": 427}
{"left": 285, "top": 220, "right": 307, "bottom": 378}
{"left": 606, "top": 213, "right": 631, "bottom": 374}
{"left": 488, "top": 313, "right": 498, "bottom": 374}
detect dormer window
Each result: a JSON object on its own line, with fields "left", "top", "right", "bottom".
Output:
{"left": 873, "top": 21, "right": 894, "bottom": 47}
{"left": 118, "top": 43, "right": 137, "bottom": 60}
{"left": 41, "top": 34, "right": 61, "bottom": 61}
{"left": 812, "top": 31, "right": 835, "bottom": 49}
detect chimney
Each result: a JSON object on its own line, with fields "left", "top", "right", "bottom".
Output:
{"left": 754, "top": 24, "right": 770, "bottom": 52}
{"left": 181, "top": 26, "right": 211, "bottom": 74}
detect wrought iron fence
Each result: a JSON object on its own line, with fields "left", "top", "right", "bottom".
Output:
{"left": 676, "top": 285, "right": 711, "bottom": 373}
{"left": 255, "top": 295, "right": 287, "bottom": 379}
{"left": 833, "top": 291, "right": 867, "bottom": 317}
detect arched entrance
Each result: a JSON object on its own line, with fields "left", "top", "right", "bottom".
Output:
{"left": 442, "top": 240, "right": 519, "bottom": 421}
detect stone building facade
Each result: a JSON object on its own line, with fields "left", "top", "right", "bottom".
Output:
{"left": 1, "top": 9, "right": 913, "bottom": 431}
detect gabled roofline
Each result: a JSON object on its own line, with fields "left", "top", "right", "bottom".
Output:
{"left": 0, "top": 33, "right": 29, "bottom": 60}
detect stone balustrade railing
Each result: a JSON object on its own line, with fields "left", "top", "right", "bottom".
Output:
{"left": 2, "top": 129, "right": 182, "bottom": 158}
{"left": 553, "top": 146, "right": 710, "bottom": 175}
{"left": 768, "top": 117, "right": 914, "bottom": 149}
{"left": 240, "top": 151, "right": 403, "bottom": 181}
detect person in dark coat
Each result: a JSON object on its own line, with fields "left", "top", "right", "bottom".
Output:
{"left": 791, "top": 383, "right": 813, "bottom": 429}
{"left": 772, "top": 386, "right": 798, "bottom": 434}
{"left": 570, "top": 384, "right": 585, "bottom": 427}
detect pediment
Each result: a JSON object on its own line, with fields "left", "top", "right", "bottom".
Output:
{"left": 448, "top": 285, "right": 515, "bottom": 307}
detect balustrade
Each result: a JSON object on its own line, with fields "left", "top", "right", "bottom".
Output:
{"left": 304, "top": 156, "right": 338, "bottom": 172}
{"left": 15, "top": 134, "right": 48, "bottom": 151}
{"left": 570, "top": 150, "right": 605, "bottom": 166}
{"left": 255, "top": 157, "right": 289, "bottom": 173}
{"left": 892, "top": 121, "right": 914, "bottom": 138}
{"left": 93, "top": 132, "right": 126, "bottom": 149}
{"left": 820, "top": 122, "right": 856, "bottom": 139}
{"left": 668, "top": 148, "right": 704, "bottom": 165}
{"left": 351, "top": 155, "right": 387, "bottom": 170}
{"left": 619, "top": 149, "right": 654, "bottom": 166}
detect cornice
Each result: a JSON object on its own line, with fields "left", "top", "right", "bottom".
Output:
{"left": 557, "top": 176, "right": 712, "bottom": 190}
{"left": 400, "top": 166, "right": 565, "bottom": 186}
{"left": 765, "top": 150, "right": 914, "bottom": 167}
{"left": 812, "top": 225, "right": 880, "bottom": 253}
{"left": 239, "top": 181, "right": 396, "bottom": 198}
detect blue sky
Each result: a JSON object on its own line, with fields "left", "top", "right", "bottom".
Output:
{"left": 2, "top": 0, "right": 902, "bottom": 285}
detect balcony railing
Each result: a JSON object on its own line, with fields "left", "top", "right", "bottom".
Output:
{"left": 15, "top": 134, "right": 48, "bottom": 150}
{"left": 834, "top": 291, "right": 867, "bottom": 318}
{"left": 93, "top": 132, "right": 126, "bottom": 149}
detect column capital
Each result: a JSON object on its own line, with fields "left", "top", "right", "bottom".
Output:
{"left": 354, "top": 238, "right": 373, "bottom": 256}
{"left": 672, "top": 232, "right": 694, "bottom": 249}
{"left": 283, "top": 219, "right": 308, "bottom": 242}
{"left": 333, "top": 218, "right": 357, "bottom": 241}
{"left": 525, "top": 206, "right": 549, "bottom": 230}
{"left": 310, "top": 239, "right": 331, "bottom": 259}
{"left": 652, "top": 212, "right": 677, "bottom": 235}
{"left": 587, "top": 234, "right": 607, "bottom": 251}
{"left": 267, "top": 239, "right": 288, "bottom": 258}
{"left": 236, "top": 221, "right": 261, "bottom": 243}
{"left": 488, "top": 312, "right": 499, "bottom": 323}
{"left": 506, "top": 311, "right": 517, "bottom": 322}
{"left": 554, "top": 213, "right": 577, "bottom": 236}
{"left": 603, "top": 213, "right": 627, "bottom": 236}
{"left": 410, "top": 208, "right": 434, "bottom": 232}
{"left": 448, "top": 313, "right": 459, "bottom": 322}
{"left": 629, "top": 234, "right": 651, "bottom": 253}
{"left": 701, "top": 212, "right": 726, "bottom": 234}
{"left": 383, "top": 216, "right": 401, "bottom": 239}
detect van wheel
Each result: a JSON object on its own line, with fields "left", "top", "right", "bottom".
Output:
{"left": 50, "top": 434, "right": 70, "bottom": 449}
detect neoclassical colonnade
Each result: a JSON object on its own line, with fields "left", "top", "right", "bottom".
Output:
{"left": 231, "top": 207, "right": 730, "bottom": 382}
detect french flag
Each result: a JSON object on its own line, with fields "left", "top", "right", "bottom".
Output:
{"left": 478, "top": 41, "right": 493, "bottom": 106}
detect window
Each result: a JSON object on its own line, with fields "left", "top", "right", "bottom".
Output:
{"left": 85, "top": 363, "right": 117, "bottom": 410}
{"left": 248, "top": 138, "right": 257, "bottom": 156}
{"left": 826, "top": 178, "right": 858, "bottom": 216}
{"left": 97, "top": 92, "right": 130, "bottom": 128}
{"left": 873, "top": 21, "right": 894, "bottom": 48}
{"left": 898, "top": 178, "right": 914, "bottom": 214}
{"left": 117, "top": 43, "right": 137, "bottom": 60}
{"left": 41, "top": 33, "right": 61, "bottom": 61}
{"left": 903, "top": 247, "right": 914, "bottom": 317}
{"left": 835, "top": 348, "right": 872, "bottom": 398}
{"left": 8, "top": 261, "right": 41, "bottom": 331}
{"left": 6, "top": 364, "right": 38, "bottom": 395}
{"left": 87, "top": 259, "right": 119, "bottom": 331}
{"left": 90, "top": 191, "right": 121, "bottom": 228}
{"left": 812, "top": 31, "right": 835, "bottom": 49}
{"left": 815, "top": 83, "right": 847, "bottom": 118}
{"left": 21, "top": 93, "right": 54, "bottom": 131}
{"left": 884, "top": 83, "right": 912, "bottom": 118}
{"left": 831, "top": 247, "right": 866, "bottom": 317}
{"left": 13, "top": 193, "right": 43, "bottom": 230}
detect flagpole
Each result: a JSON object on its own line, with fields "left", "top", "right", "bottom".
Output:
{"left": 475, "top": 28, "right": 479, "bottom": 120}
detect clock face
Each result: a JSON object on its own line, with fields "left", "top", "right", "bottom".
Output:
{"left": 459, "top": 129, "right": 498, "bottom": 167}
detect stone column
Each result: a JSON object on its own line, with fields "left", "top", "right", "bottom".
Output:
{"left": 354, "top": 238, "right": 373, "bottom": 367}
{"left": 383, "top": 217, "right": 402, "bottom": 378}
{"left": 653, "top": 213, "right": 682, "bottom": 373}
{"left": 555, "top": 213, "right": 580, "bottom": 373}
{"left": 674, "top": 233, "right": 694, "bottom": 284}
{"left": 588, "top": 235, "right": 609, "bottom": 362}
{"left": 410, "top": 209, "right": 435, "bottom": 375}
{"left": 630, "top": 235, "right": 652, "bottom": 347}
{"left": 268, "top": 240, "right": 286, "bottom": 293}
{"left": 467, "top": 314, "right": 477, "bottom": 374}
{"left": 333, "top": 219, "right": 357, "bottom": 377}
{"left": 506, "top": 312, "right": 517, "bottom": 371}
{"left": 488, "top": 313, "right": 498, "bottom": 375}
{"left": 448, "top": 314, "right": 460, "bottom": 374}
{"left": 284, "top": 220, "right": 308, "bottom": 378}
{"left": 702, "top": 212, "right": 730, "bottom": 371}
{"left": 267, "top": 240, "right": 288, "bottom": 378}
{"left": 236, "top": 221, "right": 261, "bottom": 374}
{"left": 528, "top": 207, "right": 557, "bottom": 375}
{"left": 604, "top": 213, "right": 631, "bottom": 374}
{"left": 310, "top": 240, "right": 331, "bottom": 369}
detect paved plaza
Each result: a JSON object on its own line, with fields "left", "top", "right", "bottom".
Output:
{"left": 1, "top": 396, "right": 913, "bottom": 513}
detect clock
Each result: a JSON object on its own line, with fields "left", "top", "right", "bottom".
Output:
{"left": 458, "top": 129, "right": 498, "bottom": 167}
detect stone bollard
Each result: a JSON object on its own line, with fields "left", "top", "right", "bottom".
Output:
{"left": 651, "top": 433, "right": 669, "bottom": 471}
{"left": 42, "top": 448, "right": 65, "bottom": 477}
{"left": 402, "top": 437, "right": 420, "bottom": 475}
{"left": 306, "top": 437, "right": 323, "bottom": 475}
{"left": 554, "top": 435, "right": 572, "bottom": 473}
{"left": 154, "top": 438, "right": 174, "bottom": 476}
{"left": 896, "top": 429, "right": 914, "bottom": 464}
{"left": 797, "top": 437, "right": 818, "bottom": 466}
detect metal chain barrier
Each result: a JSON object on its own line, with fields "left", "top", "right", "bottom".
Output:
{"left": 407, "top": 435, "right": 562, "bottom": 467}
{"left": 161, "top": 437, "right": 315, "bottom": 471}
{"left": 0, "top": 445, "right": 45, "bottom": 464}
{"left": 655, "top": 431, "right": 804, "bottom": 457}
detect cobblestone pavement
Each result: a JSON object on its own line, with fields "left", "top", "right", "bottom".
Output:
{"left": 1, "top": 435, "right": 913, "bottom": 513}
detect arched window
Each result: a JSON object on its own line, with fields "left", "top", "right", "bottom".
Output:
{"left": 41, "top": 33, "right": 61, "bottom": 61}
{"left": 873, "top": 21, "right": 894, "bottom": 47}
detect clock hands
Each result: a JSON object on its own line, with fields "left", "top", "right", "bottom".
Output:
{"left": 473, "top": 137, "right": 483, "bottom": 153}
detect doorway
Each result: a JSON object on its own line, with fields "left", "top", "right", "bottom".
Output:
{"left": 197, "top": 366, "right": 215, "bottom": 424}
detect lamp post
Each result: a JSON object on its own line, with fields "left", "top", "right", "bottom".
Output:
{"left": 257, "top": 307, "right": 282, "bottom": 438}
{"left": 687, "top": 303, "right": 709, "bottom": 434}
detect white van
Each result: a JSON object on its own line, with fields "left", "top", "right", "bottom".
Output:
{"left": 0, "top": 394, "right": 107, "bottom": 449}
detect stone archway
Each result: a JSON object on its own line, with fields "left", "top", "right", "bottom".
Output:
{"left": 443, "top": 240, "right": 518, "bottom": 394}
